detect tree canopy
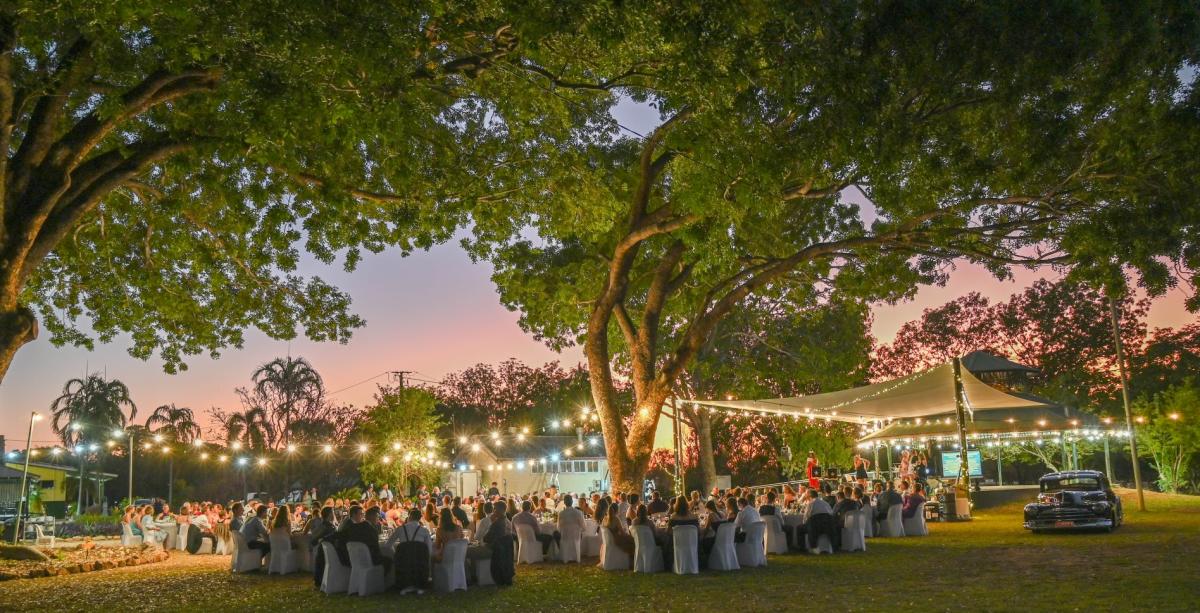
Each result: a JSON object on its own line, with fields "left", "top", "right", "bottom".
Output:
{"left": 459, "top": 2, "right": 1200, "bottom": 490}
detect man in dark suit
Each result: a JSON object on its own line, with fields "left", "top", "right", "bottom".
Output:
{"left": 335, "top": 505, "right": 391, "bottom": 573}
{"left": 647, "top": 491, "right": 670, "bottom": 514}
{"left": 487, "top": 482, "right": 501, "bottom": 498}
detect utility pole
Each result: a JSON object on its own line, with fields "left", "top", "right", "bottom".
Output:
{"left": 391, "top": 370, "right": 413, "bottom": 389}
{"left": 1108, "top": 293, "right": 1146, "bottom": 511}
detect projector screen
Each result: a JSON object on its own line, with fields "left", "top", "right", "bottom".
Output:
{"left": 941, "top": 450, "right": 984, "bottom": 478}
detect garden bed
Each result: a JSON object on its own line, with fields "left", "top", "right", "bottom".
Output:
{"left": 0, "top": 544, "right": 169, "bottom": 581}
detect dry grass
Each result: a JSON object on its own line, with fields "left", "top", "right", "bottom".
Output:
{"left": 1, "top": 489, "right": 1197, "bottom": 612}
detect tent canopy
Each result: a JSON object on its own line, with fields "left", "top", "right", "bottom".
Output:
{"left": 688, "top": 361, "right": 1059, "bottom": 425}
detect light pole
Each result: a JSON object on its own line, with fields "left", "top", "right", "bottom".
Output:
{"left": 113, "top": 429, "right": 134, "bottom": 507}
{"left": 12, "top": 412, "right": 42, "bottom": 544}
{"left": 70, "top": 423, "right": 85, "bottom": 516}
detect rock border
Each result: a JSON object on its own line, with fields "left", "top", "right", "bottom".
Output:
{"left": 0, "top": 546, "right": 170, "bottom": 581}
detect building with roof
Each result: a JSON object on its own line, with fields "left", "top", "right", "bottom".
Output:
{"left": 452, "top": 430, "right": 609, "bottom": 497}
{"left": 3, "top": 458, "right": 119, "bottom": 518}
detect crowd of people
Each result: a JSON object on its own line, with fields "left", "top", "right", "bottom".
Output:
{"left": 116, "top": 470, "right": 929, "bottom": 591}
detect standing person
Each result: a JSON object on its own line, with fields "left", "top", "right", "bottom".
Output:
{"left": 854, "top": 454, "right": 872, "bottom": 489}
{"left": 240, "top": 505, "right": 271, "bottom": 561}
{"left": 378, "top": 483, "right": 393, "bottom": 503}
{"left": 899, "top": 450, "right": 913, "bottom": 482}
{"left": 487, "top": 481, "right": 500, "bottom": 498}
{"left": 806, "top": 452, "right": 821, "bottom": 490}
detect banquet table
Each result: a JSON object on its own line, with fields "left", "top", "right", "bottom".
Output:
{"left": 155, "top": 521, "right": 178, "bottom": 549}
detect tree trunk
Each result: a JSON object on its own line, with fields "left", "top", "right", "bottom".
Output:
{"left": 167, "top": 456, "right": 173, "bottom": 508}
{"left": 0, "top": 304, "right": 38, "bottom": 385}
{"left": 693, "top": 409, "right": 718, "bottom": 495}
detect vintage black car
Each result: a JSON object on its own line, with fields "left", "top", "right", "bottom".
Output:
{"left": 1023, "top": 470, "right": 1123, "bottom": 532}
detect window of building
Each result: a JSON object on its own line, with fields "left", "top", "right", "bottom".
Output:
{"left": 586, "top": 461, "right": 599, "bottom": 473}
{"left": 40, "top": 480, "right": 53, "bottom": 489}
{"left": 574, "top": 460, "right": 585, "bottom": 473}
{"left": 560, "top": 461, "right": 573, "bottom": 473}
{"left": 532, "top": 463, "right": 542, "bottom": 474}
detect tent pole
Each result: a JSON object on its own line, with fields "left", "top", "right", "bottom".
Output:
{"left": 952, "top": 358, "right": 972, "bottom": 508}
{"left": 997, "top": 449, "right": 1003, "bottom": 487}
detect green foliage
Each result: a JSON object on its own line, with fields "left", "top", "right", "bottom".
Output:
{"left": 779, "top": 422, "right": 859, "bottom": 479}
{"left": 1134, "top": 381, "right": 1200, "bottom": 494}
{"left": 330, "top": 487, "right": 362, "bottom": 502}
{"left": 49, "top": 373, "right": 137, "bottom": 447}
{"left": 353, "top": 386, "right": 446, "bottom": 494}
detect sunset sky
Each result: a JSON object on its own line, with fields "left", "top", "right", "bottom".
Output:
{"left": 1, "top": 101, "right": 1194, "bottom": 448}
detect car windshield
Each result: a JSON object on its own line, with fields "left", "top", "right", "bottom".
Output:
{"left": 1041, "top": 477, "right": 1102, "bottom": 493}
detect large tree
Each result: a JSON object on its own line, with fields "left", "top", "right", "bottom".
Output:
{"left": 49, "top": 372, "right": 136, "bottom": 447}
{"left": 0, "top": 2, "right": 550, "bottom": 383}
{"left": 251, "top": 356, "right": 323, "bottom": 450}
{"left": 464, "top": 3, "right": 1200, "bottom": 491}
{"left": 144, "top": 403, "right": 200, "bottom": 506}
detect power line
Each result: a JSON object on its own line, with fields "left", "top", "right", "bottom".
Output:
{"left": 326, "top": 370, "right": 392, "bottom": 396}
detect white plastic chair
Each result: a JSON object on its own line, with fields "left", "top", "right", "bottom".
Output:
{"left": 559, "top": 522, "right": 582, "bottom": 563}
{"left": 880, "top": 505, "right": 905, "bottom": 537}
{"left": 632, "top": 525, "right": 663, "bottom": 573}
{"left": 860, "top": 507, "right": 875, "bottom": 538}
{"left": 230, "top": 531, "right": 263, "bottom": 573}
{"left": 902, "top": 502, "right": 928, "bottom": 536}
{"left": 177, "top": 524, "right": 189, "bottom": 551}
{"left": 708, "top": 523, "right": 740, "bottom": 571}
{"left": 671, "top": 525, "right": 699, "bottom": 575}
{"left": 34, "top": 524, "right": 54, "bottom": 548}
{"left": 120, "top": 523, "right": 143, "bottom": 547}
{"left": 320, "top": 541, "right": 350, "bottom": 594}
{"left": 599, "top": 527, "right": 631, "bottom": 571}
{"left": 433, "top": 539, "right": 468, "bottom": 592}
{"left": 840, "top": 513, "right": 866, "bottom": 552}
{"left": 515, "top": 523, "right": 543, "bottom": 564}
{"left": 763, "top": 515, "right": 787, "bottom": 555}
{"left": 346, "top": 542, "right": 386, "bottom": 596}
{"left": 735, "top": 521, "right": 766, "bottom": 567}
{"left": 267, "top": 532, "right": 299, "bottom": 574}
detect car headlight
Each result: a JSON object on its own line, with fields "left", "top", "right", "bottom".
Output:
{"left": 1089, "top": 502, "right": 1110, "bottom": 513}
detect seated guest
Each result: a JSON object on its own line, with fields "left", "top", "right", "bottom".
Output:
{"left": 482, "top": 501, "right": 515, "bottom": 586}
{"left": 759, "top": 490, "right": 779, "bottom": 516}
{"left": 307, "top": 506, "right": 338, "bottom": 588}
{"left": 647, "top": 491, "right": 669, "bottom": 515}
{"left": 122, "top": 505, "right": 141, "bottom": 537}
{"left": 783, "top": 485, "right": 798, "bottom": 509}
{"left": 733, "top": 497, "right": 761, "bottom": 543}
{"left": 902, "top": 484, "right": 927, "bottom": 519}
{"left": 335, "top": 505, "right": 392, "bottom": 574}
{"left": 270, "top": 504, "right": 297, "bottom": 555}
{"left": 240, "top": 505, "right": 271, "bottom": 560}
{"left": 451, "top": 497, "right": 470, "bottom": 528}
{"left": 877, "top": 481, "right": 902, "bottom": 521}
{"left": 190, "top": 505, "right": 216, "bottom": 552}
{"left": 625, "top": 493, "right": 641, "bottom": 523}
{"left": 229, "top": 502, "right": 246, "bottom": 532}
{"left": 578, "top": 496, "right": 593, "bottom": 519}
{"left": 832, "top": 489, "right": 861, "bottom": 527}
{"left": 760, "top": 490, "right": 795, "bottom": 549}
{"left": 602, "top": 503, "right": 635, "bottom": 557}
{"left": 513, "top": 500, "right": 559, "bottom": 555}
{"left": 139, "top": 505, "right": 166, "bottom": 546}
{"left": 432, "top": 507, "right": 463, "bottom": 562}
{"left": 821, "top": 483, "right": 837, "bottom": 508}
{"left": 801, "top": 488, "right": 837, "bottom": 551}
{"left": 391, "top": 507, "right": 433, "bottom": 595}
{"left": 557, "top": 495, "right": 585, "bottom": 545}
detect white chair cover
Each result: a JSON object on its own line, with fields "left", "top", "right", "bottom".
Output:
{"left": 267, "top": 532, "right": 299, "bottom": 574}
{"left": 559, "top": 521, "right": 582, "bottom": 563}
{"left": 120, "top": 523, "right": 143, "bottom": 547}
{"left": 582, "top": 519, "right": 602, "bottom": 557}
{"left": 320, "top": 541, "right": 351, "bottom": 594}
{"left": 735, "top": 521, "right": 767, "bottom": 567}
{"left": 902, "top": 502, "right": 928, "bottom": 536}
{"left": 297, "top": 542, "right": 313, "bottom": 571}
{"left": 515, "top": 523, "right": 543, "bottom": 564}
{"left": 599, "top": 527, "right": 631, "bottom": 570}
{"left": 763, "top": 515, "right": 787, "bottom": 555}
{"left": 230, "top": 531, "right": 263, "bottom": 573}
{"left": 840, "top": 513, "right": 866, "bottom": 552}
{"left": 708, "top": 523, "right": 740, "bottom": 571}
{"left": 632, "top": 525, "right": 663, "bottom": 573}
{"left": 861, "top": 507, "right": 875, "bottom": 538}
{"left": 880, "top": 505, "right": 905, "bottom": 537}
{"left": 811, "top": 533, "right": 834, "bottom": 555}
{"left": 177, "top": 524, "right": 189, "bottom": 551}
{"left": 474, "top": 557, "right": 495, "bottom": 586}
{"left": 346, "top": 542, "right": 386, "bottom": 596}
{"left": 671, "top": 525, "right": 699, "bottom": 575}
{"left": 433, "top": 539, "right": 469, "bottom": 592}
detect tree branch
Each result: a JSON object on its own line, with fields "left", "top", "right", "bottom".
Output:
{"left": 521, "top": 62, "right": 651, "bottom": 91}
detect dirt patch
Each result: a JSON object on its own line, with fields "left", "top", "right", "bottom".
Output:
{"left": 0, "top": 544, "right": 169, "bottom": 581}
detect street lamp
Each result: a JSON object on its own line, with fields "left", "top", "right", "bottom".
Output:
{"left": 112, "top": 428, "right": 135, "bottom": 508}
{"left": 12, "top": 412, "right": 42, "bottom": 544}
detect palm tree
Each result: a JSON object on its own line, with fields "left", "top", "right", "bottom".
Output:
{"left": 50, "top": 374, "right": 137, "bottom": 447}
{"left": 145, "top": 404, "right": 201, "bottom": 507}
{"left": 49, "top": 373, "right": 136, "bottom": 514}
{"left": 223, "top": 406, "right": 271, "bottom": 451}
{"left": 252, "top": 356, "right": 324, "bottom": 449}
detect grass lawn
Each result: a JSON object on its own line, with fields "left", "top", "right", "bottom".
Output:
{"left": 2, "top": 489, "right": 1197, "bottom": 612}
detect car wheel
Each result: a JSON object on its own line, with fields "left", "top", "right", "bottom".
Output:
{"left": 1107, "top": 512, "right": 1118, "bottom": 532}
